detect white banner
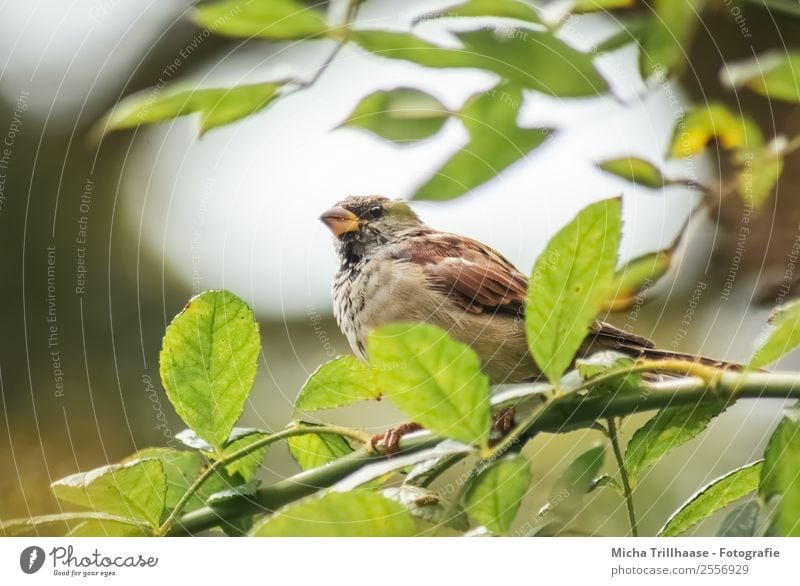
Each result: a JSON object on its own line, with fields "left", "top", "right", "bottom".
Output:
{"left": 0, "top": 537, "right": 792, "bottom": 584}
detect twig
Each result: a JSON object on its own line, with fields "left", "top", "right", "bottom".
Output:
{"left": 607, "top": 417, "right": 638, "bottom": 537}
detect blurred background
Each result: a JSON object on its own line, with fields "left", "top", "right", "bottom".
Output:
{"left": 1, "top": 0, "right": 799, "bottom": 535}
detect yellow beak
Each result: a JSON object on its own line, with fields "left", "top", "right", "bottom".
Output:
{"left": 320, "top": 206, "right": 361, "bottom": 237}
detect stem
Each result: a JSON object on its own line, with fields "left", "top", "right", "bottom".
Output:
{"left": 607, "top": 418, "right": 638, "bottom": 537}
{"left": 285, "top": 0, "right": 359, "bottom": 94}
{"left": 169, "top": 370, "right": 800, "bottom": 535}
{"left": 156, "top": 424, "right": 370, "bottom": 536}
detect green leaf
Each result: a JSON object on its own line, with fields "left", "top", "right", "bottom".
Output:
{"left": 295, "top": 355, "right": 379, "bottom": 412}
{"left": 668, "top": 102, "right": 763, "bottom": 159}
{"left": 624, "top": 402, "right": 727, "bottom": 488}
{"left": 550, "top": 445, "right": 605, "bottom": 515}
{"left": 639, "top": 0, "right": 705, "bottom": 79}
{"left": 67, "top": 519, "right": 150, "bottom": 537}
{"left": 465, "top": 456, "right": 530, "bottom": 534}
{"left": 51, "top": 459, "right": 166, "bottom": 528}
{"left": 525, "top": 197, "right": 622, "bottom": 385}
{"left": 99, "top": 82, "right": 281, "bottom": 137}
{"left": 413, "top": 84, "right": 549, "bottom": 200}
{"left": 160, "top": 290, "right": 260, "bottom": 450}
{"left": 750, "top": 300, "right": 800, "bottom": 368}
{"left": 341, "top": 88, "right": 448, "bottom": 144}
{"left": 570, "top": 0, "right": 636, "bottom": 13}
{"left": 137, "top": 446, "right": 251, "bottom": 513}
{"left": 367, "top": 323, "right": 491, "bottom": 448}
{"left": 205, "top": 480, "right": 260, "bottom": 506}
{"left": 605, "top": 249, "right": 672, "bottom": 312}
{"left": 760, "top": 407, "right": 800, "bottom": 536}
{"left": 251, "top": 491, "right": 419, "bottom": 536}
{"left": 129, "top": 448, "right": 204, "bottom": 510}
{"left": 288, "top": 431, "right": 354, "bottom": 470}
{"left": 736, "top": 142, "right": 784, "bottom": 211}
{"left": 416, "top": 0, "right": 542, "bottom": 24}
{"left": 659, "top": 461, "right": 762, "bottom": 536}
{"left": 595, "top": 18, "right": 650, "bottom": 53}
{"left": 194, "top": 0, "right": 329, "bottom": 40}
{"left": 351, "top": 28, "right": 607, "bottom": 97}
{"left": 722, "top": 51, "right": 800, "bottom": 103}
{"left": 220, "top": 429, "right": 268, "bottom": 481}
{"left": 597, "top": 156, "right": 667, "bottom": 189}
{"left": 716, "top": 500, "right": 761, "bottom": 537}
{"left": 1, "top": 512, "right": 149, "bottom": 537}
{"left": 382, "top": 486, "right": 470, "bottom": 531}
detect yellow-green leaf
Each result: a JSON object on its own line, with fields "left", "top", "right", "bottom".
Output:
{"left": 99, "top": 82, "right": 281, "bottom": 137}
{"left": 368, "top": 323, "right": 491, "bottom": 449}
{"left": 194, "top": 0, "right": 329, "bottom": 40}
{"left": 416, "top": 0, "right": 542, "bottom": 24}
{"left": 414, "top": 84, "right": 548, "bottom": 200}
{"left": 465, "top": 455, "right": 531, "bottom": 534}
{"left": 351, "top": 28, "right": 607, "bottom": 97}
{"left": 597, "top": 156, "right": 667, "bottom": 189}
{"left": 723, "top": 51, "right": 800, "bottom": 103}
{"left": 0, "top": 512, "right": 149, "bottom": 537}
{"left": 525, "top": 197, "right": 622, "bottom": 385}
{"left": 160, "top": 290, "right": 260, "bottom": 450}
{"left": 220, "top": 429, "right": 269, "bottom": 481}
{"left": 341, "top": 88, "right": 448, "bottom": 144}
{"left": 288, "top": 431, "right": 354, "bottom": 470}
{"left": 67, "top": 519, "right": 150, "bottom": 537}
{"left": 760, "top": 406, "right": 800, "bottom": 536}
{"left": 737, "top": 143, "right": 784, "bottom": 210}
{"left": 250, "top": 491, "right": 419, "bottom": 536}
{"left": 570, "top": 0, "right": 635, "bottom": 13}
{"left": 605, "top": 249, "right": 672, "bottom": 312}
{"left": 51, "top": 459, "right": 166, "bottom": 528}
{"left": 750, "top": 300, "right": 800, "bottom": 369}
{"left": 668, "top": 102, "right": 763, "bottom": 159}
{"left": 624, "top": 402, "right": 727, "bottom": 488}
{"left": 414, "top": 84, "right": 549, "bottom": 200}
{"left": 295, "top": 355, "right": 379, "bottom": 412}
{"left": 659, "top": 461, "right": 762, "bottom": 536}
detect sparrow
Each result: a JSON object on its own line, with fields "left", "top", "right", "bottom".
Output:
{"left": 320, "top": 195, "right": 685, "bottom": 386}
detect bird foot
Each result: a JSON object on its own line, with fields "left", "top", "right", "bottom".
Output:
{"left": 490, "top": 407, "right": 516, "bottom": 444}
{"left": 370, "top": 422, "right": 422, "bottom": 455}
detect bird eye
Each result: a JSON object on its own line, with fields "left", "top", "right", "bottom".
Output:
{"left": 368, "top": 205, "right": 384, "bottom": 219}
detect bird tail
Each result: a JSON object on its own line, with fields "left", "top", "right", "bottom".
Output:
{"left": 593, "top": 322, "right": 743, "bottom": 372}
{"left": 631, "top": 346, "right": 744, "bottom": 372}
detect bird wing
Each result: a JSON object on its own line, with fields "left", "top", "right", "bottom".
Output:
{"left": 393, "top": 231, "right": 527, "bottom": 314}
{"left": 394, "top": 229, "right": 656, "bottom": 350}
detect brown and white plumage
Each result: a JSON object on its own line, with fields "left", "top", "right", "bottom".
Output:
{"left": 321, "top": 195, "right": 700, "bottom": 384}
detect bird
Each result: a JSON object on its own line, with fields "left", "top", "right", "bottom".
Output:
{"left": 320, "top": 196, "right": 731, "bottom": 448}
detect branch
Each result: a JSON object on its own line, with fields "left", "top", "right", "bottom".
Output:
{"left": 158, "top": 423, "right": 371, "bottom": 536}
{"left": 169, "top": 369, "right": 800, "bottom": 535}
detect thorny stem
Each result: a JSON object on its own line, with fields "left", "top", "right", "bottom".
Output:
{"left": 607, "top": 418, "right": 638, "bottom": 537}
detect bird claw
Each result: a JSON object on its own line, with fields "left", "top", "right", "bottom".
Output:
{"left": 490, "top": 407, "right": 516, "bottom": 444}
{"left": 370, "top": 422, "right": 422, "bottom": 455}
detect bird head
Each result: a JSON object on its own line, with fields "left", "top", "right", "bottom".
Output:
{"left": 320, "top": 196, "right": 422, "bottom": 254}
